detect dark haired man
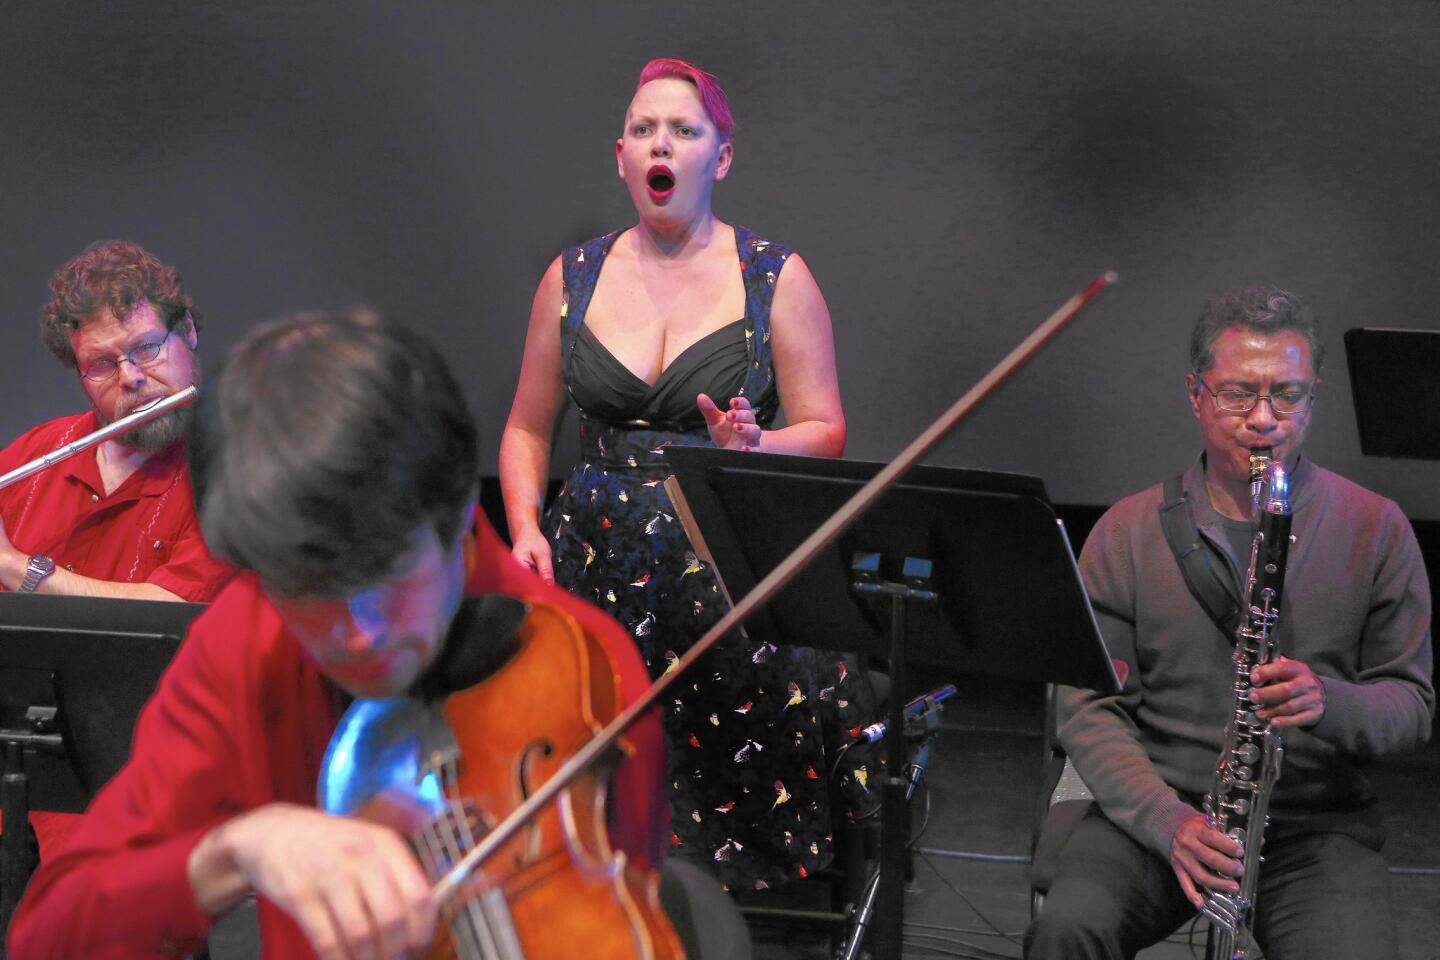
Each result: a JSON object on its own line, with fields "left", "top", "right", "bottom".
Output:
{"left": 0, "top": 239, "right": 230, "bottom": 601}
{"left": 8, "top": 312, "right": 671, "bottom": 958}
{"left": 1026, "top": 286, "right": 1433, "bottom": 959}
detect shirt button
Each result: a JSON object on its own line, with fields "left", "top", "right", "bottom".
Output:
{"left": 65, "top": 564, "right": 76, "bottom": 572}
{"left": 90, "top": 493, "right": 100, "bottom": 502}
{"left": 153, "top": 540, "right": 163, "bottom": 550}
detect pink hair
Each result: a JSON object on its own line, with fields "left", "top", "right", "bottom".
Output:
{"left": 636, "top": 58, "right": 734, "bottom": 142}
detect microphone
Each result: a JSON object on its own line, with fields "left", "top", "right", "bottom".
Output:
{"left": 855, "top": 683, "right": 957, "bottom": 743}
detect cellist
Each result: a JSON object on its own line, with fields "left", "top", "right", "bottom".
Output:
{"left": 7, "top": 310, "right": 683, "bottom": 959}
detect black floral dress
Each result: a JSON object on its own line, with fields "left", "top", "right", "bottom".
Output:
{"left": 543, "top": 226, "right": 877, "bottom": 891}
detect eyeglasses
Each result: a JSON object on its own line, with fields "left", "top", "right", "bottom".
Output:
{"left": 1193, "top": 374, "right": 1315, "bottom": 415}
{"left": 80, "top": 330, "right": 174, "bottom": 382}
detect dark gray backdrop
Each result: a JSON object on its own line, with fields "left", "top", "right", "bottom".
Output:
{"left": 4, "top": 2, "right": 1437, "bottom": 518}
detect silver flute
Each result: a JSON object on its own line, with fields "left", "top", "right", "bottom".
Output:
{"left": 0, "top": 385, "right": 199, "bottom": 492}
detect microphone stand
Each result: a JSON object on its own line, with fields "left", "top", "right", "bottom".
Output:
{"left": 837, "top": 698, "right": 947, "bottom": 960}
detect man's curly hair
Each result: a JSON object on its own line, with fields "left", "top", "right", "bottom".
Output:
{"left": 41, "top": 240, "right": 203, "bottom": 368}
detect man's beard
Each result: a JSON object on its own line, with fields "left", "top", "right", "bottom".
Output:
{"left": 116, "top": 405, "right": 194, "bottom": 454}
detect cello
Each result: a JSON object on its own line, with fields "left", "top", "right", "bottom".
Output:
{"left": 319, "top": 595, "right": 683, "bottom": 959}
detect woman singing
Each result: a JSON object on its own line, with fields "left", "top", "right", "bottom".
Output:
{"left": 500, "top": 58, "right": 865, "bottom": 892}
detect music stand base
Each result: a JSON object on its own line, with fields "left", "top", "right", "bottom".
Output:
{"left": 2, "top": 741, "right": 39, "bottom": 950}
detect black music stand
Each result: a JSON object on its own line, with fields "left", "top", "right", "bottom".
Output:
{"left": 0, "top": 595, "right": 203, "bottom": 943}
{"left": 1344, "top": 327, "right": 1440, "bottom": 460}
{"left": 664, "top": 448, "right": 1118, "bottom": 960}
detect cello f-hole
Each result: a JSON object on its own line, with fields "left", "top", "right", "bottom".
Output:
{"left": 516, "top": 739, "right": 556, "bottom": 866}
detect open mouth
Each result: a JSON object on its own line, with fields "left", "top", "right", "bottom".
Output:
{"left": 646, "top": 165, "right": 675, "bottom": 200}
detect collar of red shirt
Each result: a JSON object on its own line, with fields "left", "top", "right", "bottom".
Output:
{"left": 60, "top": 410, "right": 188, "bottom": 502}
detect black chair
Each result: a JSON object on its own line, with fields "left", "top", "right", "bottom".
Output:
{"left": 1029, "top": 687, "right": 1228, "bottom": 957}
{"left": 1028, "top": 684, "right": 1094, "bottom": 915}
{"left": 661, "top": 858, "right": 754, "bottom": 960}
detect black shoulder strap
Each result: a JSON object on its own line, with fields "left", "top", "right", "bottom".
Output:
{"left": 1158, "top": 475, "right": 1242, "bottom": 638}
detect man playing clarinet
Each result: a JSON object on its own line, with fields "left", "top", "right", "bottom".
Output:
{"left": 1026, "top": 285, "right": 1433, "bottom": 959}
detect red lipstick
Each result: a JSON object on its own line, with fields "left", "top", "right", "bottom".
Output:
{"left": 646, "top": 164, "right": 675, "bottom": 203}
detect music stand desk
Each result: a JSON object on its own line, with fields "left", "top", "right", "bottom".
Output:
{"left": 1344, "top": 327, "right": 1440, "bottom": 460}
{"left": 664, "top": 448, "right": 1117, "bottom": 960}
{"left": 0, "top": 594, "right": 203, "bottom": 940}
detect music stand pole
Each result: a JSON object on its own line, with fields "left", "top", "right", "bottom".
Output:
{"left": 879, "top": 594, "right": 910, "bottom": 958}
{"left": 854, "top": 561, "right": 937, "bottom": 960}
{"left": 840, "top": 737, "right": 933, "bottom": 960}
{"left": 0, "top": 710, "right": 62, "bottom": 943}
{"left": 1, "top": 742, "right": 33, "bottom": 934}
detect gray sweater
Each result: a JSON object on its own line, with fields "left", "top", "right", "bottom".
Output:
{"left": 1058, "top": 456, "right": 1434, "bottom": 858}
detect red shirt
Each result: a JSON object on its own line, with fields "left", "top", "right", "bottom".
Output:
{"left": 0, "top": 411, "right": 232, "bottom": 859}
{"left": 7, "top": 518, "right": 667, "bottom": 959}
{"left": 0, "top": 411, "right": 232, "bottom": 602}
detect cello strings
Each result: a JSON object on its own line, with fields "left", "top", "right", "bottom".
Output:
{"left": 445, "top": 800, "right": 502, "bottom": 959}
{"left": 407, "top": 774, "right": 504, "bottom": 958}
{"left": 418, "top": 809, "right": 480, "bottom": 957}
{"left": 440, "top": 754, "right": 512, "bottom": 959}
{"left": 447, "top": 798, "right": 502, "bottom": 960}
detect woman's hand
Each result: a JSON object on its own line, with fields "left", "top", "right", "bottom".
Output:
{"left": 510, "top": 529, "right": 555, "bottom": 584}
{"left": 698, "top": 394, "right": 761, "bottom": 451}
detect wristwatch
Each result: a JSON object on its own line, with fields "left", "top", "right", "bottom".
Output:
{"left": 17, "top": 554, "right": 55, "bottom": 593}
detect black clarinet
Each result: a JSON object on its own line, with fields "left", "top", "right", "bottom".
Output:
{"left": 1201, "top": 451, "right": 1293, "bottom": 960}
